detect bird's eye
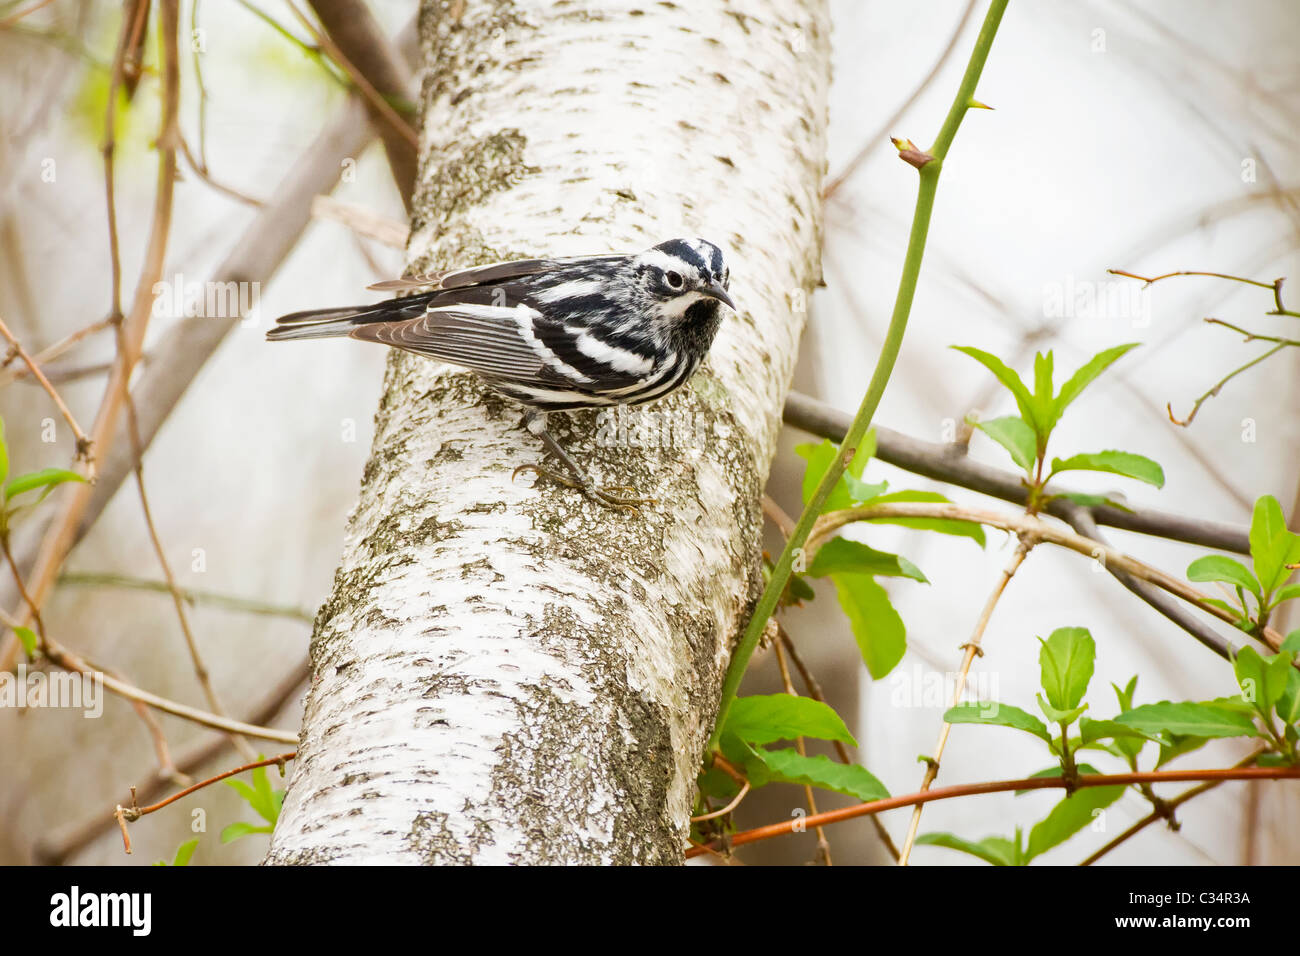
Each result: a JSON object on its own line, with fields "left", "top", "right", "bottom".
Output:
{"left": 664, "top": 270, "right": 684, "bottom": 289}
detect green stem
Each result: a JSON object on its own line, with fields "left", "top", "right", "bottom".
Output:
{"left": 59, "top": 571, "right": 314, "bottom": 622}
{"left": 708, "top": 0, "right": 1010, "bottom": 752}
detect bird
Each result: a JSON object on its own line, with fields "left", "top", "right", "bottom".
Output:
{"left": 267, "top": 237, "right": 736, "bottom": 509}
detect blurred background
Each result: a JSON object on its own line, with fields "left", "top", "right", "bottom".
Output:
{"left": 0, "top": 0, "right": 1296, "bottom": 865}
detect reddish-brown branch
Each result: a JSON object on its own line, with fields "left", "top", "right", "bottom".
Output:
{"left": 685, "top": 766, "right": 1300, "bottom": 859}
{"left": 121, "top": 752, "right": 296, "bottom": 821}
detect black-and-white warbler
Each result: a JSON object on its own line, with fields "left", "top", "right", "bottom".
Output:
{"left": 267, "top": 238, "right": 736, "bottom": 508}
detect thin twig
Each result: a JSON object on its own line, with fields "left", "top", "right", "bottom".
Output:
{"left": 60, "top": 571, "right": 314, "bottom": 621}
{"left": 0, "top": 22, "right": 419, "bottom": 673}
{"left": 120, "top": 379, "right": 258, "bottom": 761}
{"left": 32, "top": 658, "right": 308, "bottom": 864}
{"left": 41, "top": 638, "right": 298, "bottom": 744}
{"left": 778, "top": 624, "right": 901, "bottom": 862}
{"left": 1079, "top": 747, "right": 1265, "bottom": 866}
{"left": 823, "top": 0, "right": 979, "bottom": 198}
{"left": 121, "top": 752, "right": 295, "bottom": 821}
{"left": 0, "top": 0, "right": 56, "bottom": 28}
{"left": 1059, "top": 503, "right": 1235, "bottom": 661}
{"left": 0, "top": 0, "right": 180, "bottom": 669}
{"left": 1167, "top": 342, "right": 1287, "bottom": 427}
{"left": 287, "top": 0, "right": 417, "bottom": 149}
{"left": 690, "top": 780, "right": 752, "bottom": 823}
{"left": 311, "top": 194, "right": 408, "bottom": 247}
{"left": 760, "top": 494, "right": 797, "bottom": 539}
{"left": 0, "top": 315, "right": 95, "bottom": 475}
{"left": 897, "top": 537, "right": 1031, "bottom": 864}
{"left": 782, "top": 390, "right": 1251, "bottom": 555}
{"left": 97, "top": 659, "right": 187, "bottom": 785}
{"left": 808, "top": 500, "right": 1285, "bottom": 652}
{"left": 177, "top": 134, "right": 263, "bottom": 206}
{"left": 773, "top": 637, "right": 831, "bottom": 865}
{"left": 0, "top": 317, "right": 114, "bottom": 387}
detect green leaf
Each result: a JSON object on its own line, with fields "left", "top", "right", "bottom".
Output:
{"left": 1038, "top": 627, "right": 1096, "bottom": 711}
{"left": 225, "top": 766, "right": 281, "bottom": 826}
{"left": 1055, "top": 491, "right": 1131, "bottom": 511}
{"left": 1249, "top": 495, "right": 1300, "bottom": 596}
{"left": 1156, "top": 733, "right": 1209, "bottom": 768}
{"left": 1049, "top": 451, "right": 1164, "bottom": 488}
{"left": 220, "top": 822, "right": 272, "bottom": 844}
{"left": 14, "top": 626, "right": 36, "bottom": 659}
{"left": 1037, "top": 693, "right": 1087, "bottom": 727}
{"left": 1078, "top": 717, "right": 1161, "bottom": 747}
{"left": 171, "top": 839, "right": 198, "bottom": 866}
{"left": 696, "top": 765, "right": 742, "bottom": 802}
{"left": 1268, "top": 583, "right": 1300, "bottom": 609}
{"left": 844, "top": 474, "right": 890, "bottom": 504}
{"left": 1030, "top": 351, "right": 1056, "bottom": 438}
{"left": 974, "top": 416, "right": 1036, "bottom": 473}
{"left": 808, "top": 537, "right": 927, "bottom": 583}
{"left": 944, "top": 701, "right": 1053, "bottom": 744}
{"left": 951, "top": 346, "right": 1041, "bottom": 438}
{"left": 1233, "top": 646, "right": 1292, "bottom": 719}
{"left": 1275, "top": 667, "right": 1300, "bottom": 727}
{"left": 1025, "top": 786, "right": 1126, "bottom": 861}
{"left": 1282, "top": 631, "right": 1300, "bottom": 655}
{"left": 723, "top": 694, "right": 858, "bottom": 746}
{"left": 4, "top": 468, "right": 86, "bottom": 504}
{"left": 915, "top": 832, "right": 1018, "bottom": 866}
{"left": 1201, "top": 597, "right": 1248, "bottom": 621}
{"left": 1052, "top": 343, "right": 1140, "bottom": 422}
{"left": 1116, "top": 701, "right": 1260, "bottom": 739}
{"left": 717, "top": 732, "right": 774, "bottom": 788}
{"left": 858, "top": 490, "right": 986, "bottom": 547}
{"left": 829, "top": 572, "right": 906, "bottom": 679}
{"left": 784, "top": 573, "right": 815, "bottom": 605}
{"left": 1187, "top": 555, "right": 1261, "bottom": 600}
{"left": 795, "top": 434, "right": 877, "bottom": 512}
{"left": 754, "top": 748, "right": 889, "bottom": 801}
{"left": 225, "top": 777, "right": 258, "bottom": 809}
{"left": 1112, "top": 676, "right": 1138, "bottom": 714}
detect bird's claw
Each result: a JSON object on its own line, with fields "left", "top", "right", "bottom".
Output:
{"left": 512, "top": 463, "right": 654, "bottom": 512}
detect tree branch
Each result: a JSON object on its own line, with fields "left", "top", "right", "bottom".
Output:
{"left": 687, "top": 765, "right": 1300, "bottom": 858}
{"left": 782, "top": 390, "right": 1250, "bottom": 555}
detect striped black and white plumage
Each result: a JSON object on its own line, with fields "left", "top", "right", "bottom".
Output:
{"left": 268, "top": 238, "right": 735, "bottom": 508}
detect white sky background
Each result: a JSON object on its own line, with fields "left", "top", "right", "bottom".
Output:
{"left": 0, "top": 0, "right": 1297, "bottom": 865}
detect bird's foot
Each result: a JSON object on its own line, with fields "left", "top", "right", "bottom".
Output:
{"left": 512, "top": 463, "right": 655, "bottom": 512}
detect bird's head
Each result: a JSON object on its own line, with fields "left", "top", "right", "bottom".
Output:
{"left": 630, "top": 238, "right": 736, "bottom": 320}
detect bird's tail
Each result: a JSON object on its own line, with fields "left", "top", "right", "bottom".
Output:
{"left": 265, "top": 303, "right": 393, "bottom": 342}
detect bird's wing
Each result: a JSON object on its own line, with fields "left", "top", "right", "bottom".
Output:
{"left": 349, "top": 303, "right": 556, "bottom": 384}
{"left": 366, "top": 254, "right": 626, "bottom": 293}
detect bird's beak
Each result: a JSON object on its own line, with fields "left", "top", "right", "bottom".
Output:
{"left": 701, "top": 281, "right": 737, "bottom": 312}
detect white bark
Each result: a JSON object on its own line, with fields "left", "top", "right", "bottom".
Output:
{"left": 265, "top": 0, "right": 829, "bottom": 865}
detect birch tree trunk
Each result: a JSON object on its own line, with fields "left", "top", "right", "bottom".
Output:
{"left": 265, "top": 0, "right": 830, "bottom": 865}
